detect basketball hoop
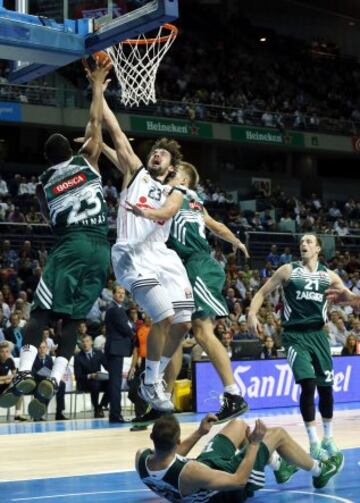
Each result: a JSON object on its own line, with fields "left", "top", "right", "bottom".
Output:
{"left": 107, "top": 23, "right": 178, "bottom": 107}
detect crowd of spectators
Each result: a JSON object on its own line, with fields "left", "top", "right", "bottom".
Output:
{"left": 1, "top": 167, "right": 360, "bottom": 420}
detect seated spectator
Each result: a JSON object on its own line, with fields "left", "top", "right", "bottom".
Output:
{"left": 0, "top": 291, "right": 11, "bottom": 320}
{"left": 350, "top": 318, "right": 360, "bottom": 338}
{"left": 341, "top": 334, "right": 357, "bottom": 356}
{"left": 0, "top": 341, "right": 26, "bottom": 420}
{"left": 263, "top": 313, "right": 281, "bottom": 343}
{"left": 32, "top": 341, "right": 67, "bottom": 420}
{"left": 260, "top": 336, "right": 278, "bottom": 360}
{"left": 279, "top": 247, "right": 293, "bottom": 265}
{"left": 225, "top": 287, "right": 240, "bottom": 312}
{"left": 329, "top": 318, "right": 349, "bottom": 346}
{"left": 103, "top": 179, "right": 118, "bottom": 200}
{"left": 4, "top": 313, "right": 23, "bottom": 357}
{"left": 74, "top": 334, "right": 109, "bottom": 418}
{"left": 93, "top": 323, "right": 107, "bottom": 352}
{"left": 260, "top": 261, "right": 274, "bottom": 279}
{"left": 219, "top": 329, "right": 233, "bottom": 358}
{"left": 0, "top": 175, "right": 8, "bottom": 197}
{"left": 266, "top": 245, "right": 280, "bottom": 268}
{"left": 211, "top": 247, "right": 227, "bottom": 269}
{"left": 260, "top": 209, "right": 275, "bottom": 231}
{"left": 42, "top": 327, "right": 57, "bottom": 355}
{"left": 233, "top": 321, "right": 257, "bottom": 340}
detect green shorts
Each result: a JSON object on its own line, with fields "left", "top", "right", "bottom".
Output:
{"left": 282, "top": 329, "right": 334, "bottom": 386}
{"left": 185, "top": 254, "right": 229, "bottom": 320}
{"left": 197, "top": 433, "right": 269, "bottom": 496}
{"left": 32, "top": 232, "right": 110, "bottom": 319}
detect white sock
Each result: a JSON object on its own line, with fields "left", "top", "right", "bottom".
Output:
{"left": 322, "top": 420, "right": 333, "bottom": 440}
{"left": 268, "top": 451, "right": 281, "bottom": 471}
{"left": 144, "top": 359, "right": 160, "bottom": 385}
{"left": 224, "top": 384, "right": 240, "bottom": 396}
{"left": 19, "top": 345, "right": 38, "bottom": 372}
{"left": 159, "top": 356, "right": 171, "bottom": 376}
{"left": 310, "top": 460, "right": 321, "bottom": 476}
{"left": 50, "top": 357, "right": 68, "bottom": 386}
{"left": 305, "top": 424, "right": 319, "bottom": 445}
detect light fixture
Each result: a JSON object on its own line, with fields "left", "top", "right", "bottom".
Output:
{"left": 260, "top": 37, "right": 267, "bottom": 43}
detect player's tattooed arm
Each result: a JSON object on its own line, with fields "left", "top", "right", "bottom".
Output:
{"left": 203, "top": 208, "right": 250, "bottom": 259}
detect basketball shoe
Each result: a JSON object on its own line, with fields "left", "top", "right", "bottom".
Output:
{"left": 215, "top": 393, "right": 249, "bottom": 423}
{"left": 0, "top": 371, "right": 36, "bottom": 408}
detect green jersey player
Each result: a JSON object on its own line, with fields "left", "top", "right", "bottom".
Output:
{"left": 136, "top": 412, "right": 343, "bottom": 502}
{"left": 128, "top": 161, "right": 249, "bottom": 423}
{"left": 248, "top": 234, "right": 345, "bottom": 461}
{"left": 0, "top": 59, "right": 112, "bottom": 420}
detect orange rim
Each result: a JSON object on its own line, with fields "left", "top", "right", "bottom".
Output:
{"left": 122, "top": 23, "right": 178, "bottom": 45}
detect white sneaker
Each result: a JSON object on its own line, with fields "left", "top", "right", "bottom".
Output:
{"left": 139, "top": 379, "right": 174, "bottom": 412}
{"left": 321, "top": 438, "right": 340, "bottom": 456}
{"left": 310, "top": 442, "right": 329, "bottom": 461}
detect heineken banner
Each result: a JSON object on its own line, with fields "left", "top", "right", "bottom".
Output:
{"left": 130, "top": 116, "right": 213, "bottom": 139}
{"left": 231, "top": 125, "right": 304, "bottom": 147}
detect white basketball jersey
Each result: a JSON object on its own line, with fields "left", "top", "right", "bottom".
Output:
{"left": 116, "top": 166, "right": 173, "bottom": 245}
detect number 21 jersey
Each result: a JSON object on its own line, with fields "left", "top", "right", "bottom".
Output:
{"left": 39, "top": 155, "right": 108, "bottom": 238}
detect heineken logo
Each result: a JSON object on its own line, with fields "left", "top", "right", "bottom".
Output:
{"left": 245, "top": 130, "right": 283, "bottom": 143}
{"left": 145, "top": 120, "right": 199, "bottom": 136}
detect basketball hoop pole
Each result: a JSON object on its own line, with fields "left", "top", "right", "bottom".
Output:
{"left": 16, "top": 0, "right": 28, "bottom": 14}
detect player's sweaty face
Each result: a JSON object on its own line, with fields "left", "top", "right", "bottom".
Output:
{"left": 148, "top": 149, "right": 172, "bottom": 176}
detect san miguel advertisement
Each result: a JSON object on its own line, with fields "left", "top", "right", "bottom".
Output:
{"left": 193, "top": 357, "right": 359, "bottom": 412}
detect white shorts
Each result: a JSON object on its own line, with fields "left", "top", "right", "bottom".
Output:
{"left": 111, "top": 241, "right": 194, "bottom": 322}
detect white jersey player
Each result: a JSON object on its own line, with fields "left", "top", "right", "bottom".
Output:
{"left": 102, "top": 98, "right": 194, "bottom": 414}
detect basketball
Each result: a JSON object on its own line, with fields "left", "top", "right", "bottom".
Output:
{"left": 82, "top": 50, "right": 112, "bottom": 70}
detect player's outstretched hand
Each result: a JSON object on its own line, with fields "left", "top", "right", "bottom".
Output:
{"left": 246, "top": 419, "right": 267, "bottom": 445}
{"left": 198, "top": 413, "right": 218, "bottom": 436}
{"left": 247, "top": 314, "right": 261, "bottom": 338}
{"left": 233, "top": 240, "right": 250, "bottom": 259}
{"left": 84, "top": 56, "right": 112, "bottom": 87}
{"left": 326, "top": 287, "right": 358, "bottom": 306}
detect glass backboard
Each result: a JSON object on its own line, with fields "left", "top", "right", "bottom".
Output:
{"left": 0, "top": 0, "right": 178, "bottom": 82}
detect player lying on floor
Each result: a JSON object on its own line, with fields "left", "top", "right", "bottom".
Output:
{"left": 136, "top": 413, "right": 344, "bottom": 502}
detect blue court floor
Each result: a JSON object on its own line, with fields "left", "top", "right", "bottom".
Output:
{"left": 1, "top": 404, "right": 360, "bottom": 503}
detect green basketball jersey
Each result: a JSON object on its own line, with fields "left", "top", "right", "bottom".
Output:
{"left": 39, "top": 155, "right": 108, "bottom": 237}
{"left": 282, "top": 261, "right": 331, "bottom": 330}
{"left": 167, "top": 188, "right": 210, "bottom": 260}
{"left": 137, "top": 448, "right": 218, "bottom": 502}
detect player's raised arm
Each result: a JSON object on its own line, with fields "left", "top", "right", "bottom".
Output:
{"left": 79, "top": 59, "right": 112, "bottom": 171}
{"left": 103, "top": 97, "right": 141, "bottom": 181}
{"left": 203, "top": 208, "right": 250, "bottom": 259}
{"left": 248, "top": 264, "right": 291, "bottom": 336}
{"left": 176, "top": 413, "right": 217, "bottom": 456}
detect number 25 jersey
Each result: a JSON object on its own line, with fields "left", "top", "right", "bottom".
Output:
{"left": 40, "top": 155, "right": 108, "bottom": 238}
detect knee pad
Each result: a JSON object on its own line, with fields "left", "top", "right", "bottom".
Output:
{"left": 318, "top": 386, "right": 334, "bottom": 419}
{"left": 133, "top": 284, "right": 174, "bottom": 323}
{"left": 299, "top": 378, "right": 316, "bottom": 422}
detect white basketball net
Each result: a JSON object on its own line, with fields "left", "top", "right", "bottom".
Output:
{"left": 107, "top": 23, "right": 178, "bottom": 107}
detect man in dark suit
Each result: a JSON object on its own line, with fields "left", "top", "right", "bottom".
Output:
{"left": 105, "top": 285, "right": 134, "bottom": 423}
{"left": 74, "top": 335, "right": 109, "bottom": 418}
{"left": 32, "top": 341, "right": 67, "bottom": 420}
